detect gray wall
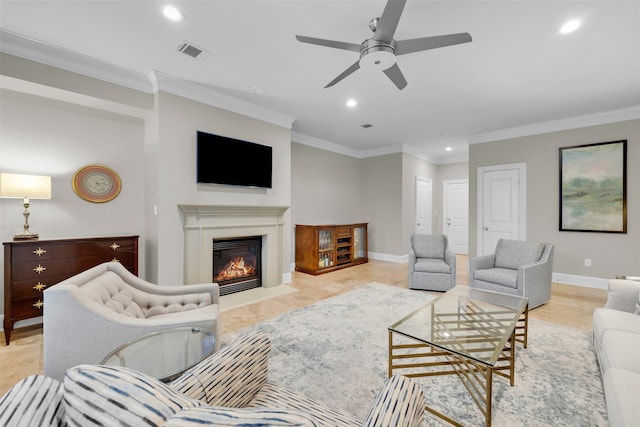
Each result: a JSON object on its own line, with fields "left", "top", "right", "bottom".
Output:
{"left": 469, "top": 119, "right": 639, "bottom": 279}
{"left": 291, "top": 143, "right": 362, "bottom": 225}
{"left": 291, "top": 146, "right": 469, "bottom": 259}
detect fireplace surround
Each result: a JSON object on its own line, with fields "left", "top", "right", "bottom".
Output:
{"left": 178, "top": 205, "right": 289, "bottom": 289}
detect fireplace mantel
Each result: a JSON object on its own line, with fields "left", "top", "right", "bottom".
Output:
{"left": 178, "top": 204, "right": 289, "bottom": 288}
{"left": 179, "top": 204, "right": 289, "bottom": 221}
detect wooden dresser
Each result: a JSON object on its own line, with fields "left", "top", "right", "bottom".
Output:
{"left": 3, "top": 235, "right": 138, "bottom": 345}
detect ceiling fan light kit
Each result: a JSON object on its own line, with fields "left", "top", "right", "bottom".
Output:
{"left": 359, "top": 39, "right": 396, "bottom": 71}
{"left": 296, "top": 0, "right": 472, "bottom": 90}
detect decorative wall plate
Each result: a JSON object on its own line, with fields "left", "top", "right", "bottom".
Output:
{"left": 72, "top": 165, "right": 122, "bottom": 203}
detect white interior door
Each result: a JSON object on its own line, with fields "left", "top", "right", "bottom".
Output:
{"left": 415, "top": 177, "right": 432, "bottom": 234}
{"left": 477, "top": 164, "right": 526, "bottom": 255}
{"left": 443, "top": 179, "right": 469, "bottom": 254}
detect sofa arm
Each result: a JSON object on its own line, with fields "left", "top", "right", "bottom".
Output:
{"left": 0, "top": 375, "right": 65, "bottom": 427}
{"left": 170, "top": 330, "right": 271, "bottom": 408}
{"left": 605, "top": 279, "right": 640, "bottom": 313}
{"left": 362, "top": 376, "right": 426, "bottom": 427}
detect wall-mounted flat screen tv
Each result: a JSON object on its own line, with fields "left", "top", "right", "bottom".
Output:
{"left": 197, "top": 131, "right": 273, "bottom": 188}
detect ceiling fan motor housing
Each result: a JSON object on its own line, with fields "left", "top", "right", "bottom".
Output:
{"left": 359, "top": 38, "right": 396, "bottom": 71}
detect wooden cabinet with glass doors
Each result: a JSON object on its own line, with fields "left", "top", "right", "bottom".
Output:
{"left": 295, "top": 223, "right": 368, "bottom": 275}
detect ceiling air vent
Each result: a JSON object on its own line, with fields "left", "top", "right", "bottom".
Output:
{"left": 177, "top": 41, "right": 211, "bottom": 60}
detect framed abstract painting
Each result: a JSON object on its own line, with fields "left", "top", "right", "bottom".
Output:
{"left": 559, "top": 140, "right": 627, "bottom": 233}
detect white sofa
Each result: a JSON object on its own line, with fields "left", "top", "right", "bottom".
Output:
{"left": 592, "top": 278, "right": 640, "bottom": 426}
{"left": 43, "top": 262, "right": 220, "bottom": 381}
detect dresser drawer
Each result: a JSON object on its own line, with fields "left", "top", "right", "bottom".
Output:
{"left": 10, "top": 239, "right": 136, "bottom": 261}
{"left": 10, "top": 254, "right": 135, "bottom": 281}
{"left": 11, "top": 297, "right": 45, "bottom": 321}
{"left": 335, "top": 227, "right": 352, "bottom": 236}
{"left": 11, "top": 274, "right": 72, "bottom": 299}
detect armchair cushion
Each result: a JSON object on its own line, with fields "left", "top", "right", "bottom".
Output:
{"left": 163, "top": 407, "right": 318, "bottom": 426}
{"left": 414, "top": 258, "right": 451, "bottom": 274}
{"left": 474, "top": 267, "right": 518, "bottom": 289}
{"left": 494, "top": 239, "right": 544, "bottom": 270}
{"left": 63, "top": 365, "right": 204, "bottom": 426}
{"left": 412, "top": 234, "right": 445, "bottom": 259}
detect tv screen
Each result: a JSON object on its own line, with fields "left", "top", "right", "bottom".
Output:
{"left": 197, "top": 131, "right": 273, "bottom": 188}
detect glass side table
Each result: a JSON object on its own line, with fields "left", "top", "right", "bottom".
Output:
{"left": 101, "top": 326, "right": 216, "bottom": 383}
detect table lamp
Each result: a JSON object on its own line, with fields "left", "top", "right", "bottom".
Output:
{"left": 0, "top": 172, "right": 52, "bottom": 240}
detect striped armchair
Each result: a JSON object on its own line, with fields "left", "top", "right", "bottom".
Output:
{"left": 0, "top": 331, "right": 426, "bottom": 427}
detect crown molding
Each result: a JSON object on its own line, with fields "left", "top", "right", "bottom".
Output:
{"left": 0, "top": 29, "right": 153, "bottom": 93}
{"left": 151, "top": 70, "right": 295, "bottom": 130}
{"left": 1, "top": 30, "right": 295, "bottom": 130}
{"left": 469, "top": 106, "right": 640, "bottom": 144}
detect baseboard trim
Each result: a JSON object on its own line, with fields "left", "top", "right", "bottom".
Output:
{"left": 0, "top": 315, "right": 43, "bottom": 334}
{"left": 552, "top": 273, "right": 608, "bottom": 290}
{"left": 368, "top": 252, "right": 408, "bottom": 263}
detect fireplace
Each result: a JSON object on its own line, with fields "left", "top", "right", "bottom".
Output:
{"left": 213, "top": 236, "right": 262, "bottom": 296}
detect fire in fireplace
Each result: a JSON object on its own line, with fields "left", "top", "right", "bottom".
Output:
{"left": 212, "top": 236, "right": 262, "bottom": 296}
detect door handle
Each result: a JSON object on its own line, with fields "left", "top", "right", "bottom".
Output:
{"left": 483, "top": 226, "right": 489, "bottom": 231}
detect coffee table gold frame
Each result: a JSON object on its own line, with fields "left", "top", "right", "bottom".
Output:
{"left": 388, "top": 293, "right": 528, "bottom": 427}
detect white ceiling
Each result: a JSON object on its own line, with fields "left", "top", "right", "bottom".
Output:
{"left": 1, "top": 1, "right": 639, "bottom": 163}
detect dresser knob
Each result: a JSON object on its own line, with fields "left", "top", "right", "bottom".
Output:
{"left": 33, "top": 264, "right": 46, "bottom": 274}
{"left": 112, "top": 257, "right": 120, "bottom": 263}
{"left": 33, "top": 300, "right": 44, "bottom": 309}
{"left": 33, "top": 282, "right": 46, "bottom": 292}
{"left": 33, "top": 247, "right": 46, "bottom": 256}
{"left": 110, "top": 243, "right": 120, "bottom": 251}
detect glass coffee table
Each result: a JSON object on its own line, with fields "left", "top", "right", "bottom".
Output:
{"left": 388, "top": 286, "right": 528, "bottom": 427}
{"left": 101, "top": 327, "right": 216, "bottom": 383}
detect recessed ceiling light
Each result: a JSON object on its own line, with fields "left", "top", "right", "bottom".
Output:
{"left": 163, "top": 5, "right": 184, "bottom": 21}
{"left": 346, "top": 99, "right": 357, "bottom": 108}
{"left": 445, "top": 147, "right": 452, "bottom": 151}
{"left": 560, "top": 20, "right": 580, "bottom": 34}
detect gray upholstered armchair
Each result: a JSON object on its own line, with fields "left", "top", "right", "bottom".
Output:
{"left": 408, "top": 234, "right": 456, "bottom": 291}
{"left": 43, "top": 262, "right": 220, "bottom": 381}
{"left": 469, "top": 239, "right": 554, "bottom": 309}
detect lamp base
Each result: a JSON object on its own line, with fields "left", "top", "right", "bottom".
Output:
{"left": 13, "top": 232, "right": 39, "bottom": 241}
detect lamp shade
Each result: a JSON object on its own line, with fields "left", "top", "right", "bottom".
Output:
{"left": 0, "top": 173, "right": 52, "bottom": 199}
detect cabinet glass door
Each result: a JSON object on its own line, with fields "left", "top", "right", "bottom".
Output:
{"left": 353, "top": 226, "right": 366, "bottom": 260}
{"left": 318, "top": 229, "right": 334, "bottom": 268}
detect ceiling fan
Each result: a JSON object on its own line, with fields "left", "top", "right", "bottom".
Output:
{"left": 296, "top": 0, "right": 472, "bottom": 90}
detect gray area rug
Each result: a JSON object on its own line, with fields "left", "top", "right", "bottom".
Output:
{"left": 223, "top": 282, "right": 607, "bottom": 426}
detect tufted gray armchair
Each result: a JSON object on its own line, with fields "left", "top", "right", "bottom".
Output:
{"left": 409, "top": 234, "right": 456, "bottom": 291}
{"left": 469, "top": 239, "right": 554, "bottom": 309}
{"left": 43, "top": 262, "right": 219, "bottom": 381}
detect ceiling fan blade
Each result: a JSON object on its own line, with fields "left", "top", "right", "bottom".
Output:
{"left": 373, "top": 0, "right": 407, "bottom": 42}
{"left": 395, "top": 32, "right": 472, "bottom": 55}
{"left": 325, "top": 61, "right": 361, "bottom": 88}
{"left": 383, "top": 63, "right": 407, "bottom": 90}
{"left": 296, "top": 35, "right": 361, "bottom": 52}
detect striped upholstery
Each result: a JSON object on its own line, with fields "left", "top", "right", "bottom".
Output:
{"left": 362, "top": 375, "right": 427, "bottom": 427}
{"left": 0, "top": 375, "right": 64, "bottom": 427}
{"left": 248, "top": 382, "right": 362, "bottom": 426}
{"left": 2, "top": 331, "right": 427, "bottom": 427}
{"left": 170, "top": 330, "right": 270, "bottom": 407}
{"left": 63, "top": 364, "right": 204, "bottom": 426}
{"left": 163, "top": 407, "right": 319, "bottom": 426}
